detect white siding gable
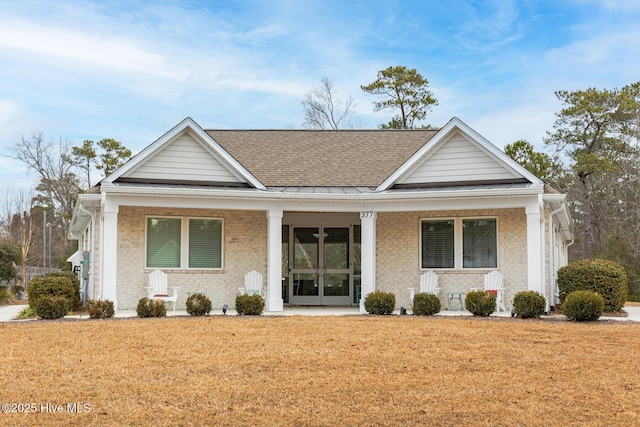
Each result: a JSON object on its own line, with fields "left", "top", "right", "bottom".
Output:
{"left": 123, "top": 130, "right": 245, "bottom": 184}
{"left": 397, "top": 131, "right": 520, "bottom": 185}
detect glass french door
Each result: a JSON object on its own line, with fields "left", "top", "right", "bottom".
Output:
{"left": 290, "top": 227, "right": 351, "bottom": 305}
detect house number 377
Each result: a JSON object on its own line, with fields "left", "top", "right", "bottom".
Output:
{"left": 360, "top": 211, "right": 375, "bottom": 219}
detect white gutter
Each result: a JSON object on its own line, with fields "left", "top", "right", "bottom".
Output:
{"left": 100, "top": 182, "right": 545, "bottom": 202}
{"left": 68, "top": 195, "right": 101, "bottom": 239}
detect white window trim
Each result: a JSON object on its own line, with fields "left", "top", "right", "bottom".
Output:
{"left": 419, "top": 216, "right": 499, "bottom": 271}
{"left": 145, "top": 215, "right": 224, "bottom": 270}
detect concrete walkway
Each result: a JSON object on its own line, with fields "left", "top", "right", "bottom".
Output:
{"left": 0, "top": 304, "right": 30, "bottom": 322}
{"left": 1, "top": 303, "right": 640, "bottom": 322}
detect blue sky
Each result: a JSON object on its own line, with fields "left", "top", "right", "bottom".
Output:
{"left": 1, "top": 0, "right": 640, "bottom": 190}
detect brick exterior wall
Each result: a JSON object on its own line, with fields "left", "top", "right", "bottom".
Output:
{"left": 90, "top": 206, "right": 538, "bottom": 311}
{"left": 376, "top": 209, "right": 529, "bottom": 310}
{"left": 114, "top": 207, "right": 267, "bottom": 310}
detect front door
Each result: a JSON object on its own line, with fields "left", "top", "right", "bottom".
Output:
{"left": 290, "top": 227, "right": 351, "bottom": 305}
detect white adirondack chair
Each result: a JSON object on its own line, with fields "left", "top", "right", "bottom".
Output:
{"left": 408, "top": 271, "right": 441, "bottom": 302}
{"left": 145, "top": 270, "right": 180, "bottom": 311}
{"left": 237, "top": 270, "right": 265, "bottom": 297}
{"left": 471, "top": 271, "right": 506, "bottom": 312}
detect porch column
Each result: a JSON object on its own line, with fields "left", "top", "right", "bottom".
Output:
{"left": 101, "top": 198, "right": 119, "bottom": 310}
{"left": 360, "top": 211, "right": 377, "bottom": 313}
{"left": 266, "top": 209, "right": 284, "bottom": 312}
{"left": 525, "top": 199, "right": 544, "bottom": 296}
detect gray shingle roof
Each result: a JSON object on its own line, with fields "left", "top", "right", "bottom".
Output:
{"left": 206, "top": 129, "right": 438, "bottom": 187}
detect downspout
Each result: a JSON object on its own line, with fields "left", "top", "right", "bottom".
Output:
{"left": 538, "top": 194, "right": 546, "bottom": 307}
{"left": 76, "top": 201, "right": 96, "bottom": 301}
{"left": 99, "top": 192, "right": 107, "bottom": 300}
{"left": 548, "top": 205, "right": 564, "bottom": 311}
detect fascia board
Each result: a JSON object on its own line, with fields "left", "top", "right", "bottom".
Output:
{"left": 100, "top": 181, "right": 544, "bottom": 203}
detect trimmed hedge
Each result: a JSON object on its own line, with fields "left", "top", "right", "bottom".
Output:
{"left": 33, "top": 295, "right": 69, "bottom": 320}
{"left": 136, "top": 298, "right": 167, "bottom": 318}
{"left": 364, "top": 290, "right": 396, "bottom": 315}
{"left": 512, "top": 291, "right": 546, "bottom": 319}
{"left": 412, "top": 293, "right": 441, "bottom": 316}
{"left": 87, "top": 299, "right": 115, "bottom": 319}
{"left": 563, "top": 290, "right": 604, "bottom": 321}
{"left": 28, "top": 272, "right": 81, "bottom": 312}
{"left": 186, "top": 293, "right": 212, "bottom": 316}
{"left": 557, "top": 259, "right": 627, "bottom": 312}
{"left": 235, "top": 294, "right": 265, "bottom": 315}
{"left": 465, "top": 290, "right": 496, "bottom": 316}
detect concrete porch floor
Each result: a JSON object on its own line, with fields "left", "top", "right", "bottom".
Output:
{"left": 98, "top": 306, "right": 516, "bottom": 318}
{"left": 2, "top": 303, "right": 639, "bottom": 321}
{"left": 105, "top": 304, "right": 640, "bottom": 320}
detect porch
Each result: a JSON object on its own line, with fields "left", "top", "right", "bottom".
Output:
{"left": 68, "top": 306, "right": 515, "bottom": 319}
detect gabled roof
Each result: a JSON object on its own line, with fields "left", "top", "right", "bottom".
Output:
{"left": 377, "top": 117, "right": 542, "bottom": 191}
{"left": 104, "top": 117, "right": 266, "bottom": 190}
{"left": 207, "top": 129, "right": 438, "bottom": 187}
{"left": 101, "top": 117, "right": 540, "bottom": 192}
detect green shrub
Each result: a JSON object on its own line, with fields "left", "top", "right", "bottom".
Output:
{"left": 235, "top": 294, "right": 265, "bottom": 315}
{"left": 28, "top": 273, "right": 81, "bottom": 312}
{"left": 465, "top": 290, "right": 496, "bottom": 316}
{"left": 512, "top": 291, "right": 546, "bottom": 319}
{"left": 412, "top": 293, "right": 441, "bottom": 316}
{"left": 87, "top": 299, "right": 115, "bottom": 319}
{"left": 563, "top": 290, "right": 604, "bottom": 321}
{"left": 557, "top": 259, "right": 628, "bottom": 312}
{"left": 136, "top": 297, "right": 167, "bottom": 318}
{"left": 16, "top": 306, "right": 37, "bottom": 319}
{"left": 364, "top": 290, "right": 396, "bottom": 315}
{"left": 33, "top": 295, "right": 69, "bottom": 319}
{"left": 0, "top": 285, "right": 14, "bottom": 304}
{"left": 186, "top": 293, "right": 212, "bottom": 316}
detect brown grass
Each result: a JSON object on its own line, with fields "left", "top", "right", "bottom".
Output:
{"left": 1, "top": 315, "right": 639, "bottom": 426}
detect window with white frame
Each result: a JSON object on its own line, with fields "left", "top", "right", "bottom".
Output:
{"left": 462, "top": 219, "right": 497, "bottom": 268}
{"left": 146, "top": 217, "right": 223, "bottom": 269}
{"left": 421, "top": 220, "right": 454, "bottom": 268}
{"left": 421, "top": 218, "right": 497, "bottom": 269}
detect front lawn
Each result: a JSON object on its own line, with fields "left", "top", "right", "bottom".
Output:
{"left": 1, "top": 316, "right": 639, "bottom": 426}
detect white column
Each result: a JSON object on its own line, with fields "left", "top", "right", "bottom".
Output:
{"left": 525, "top": 199, "right": 544, "bottom": 296}
{"left": 101, "top": 197, "right": 119, "bottom": 310}
{"left": 266, "top": 209, "right": 284, "bottom": 312}
{"left": 360, "top": 211, "right": 377, "bottom": 313}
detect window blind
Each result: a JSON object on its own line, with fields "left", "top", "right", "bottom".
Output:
{"left": 463, "top": 219, "right": 497, "bottom": 268}
{"left": 147, "top": 218, "right": 181, "bottom": 268}
{"left": 421, "top": 220, "right": 454, "bottom": 268}
{"left": 189, "top": 219, "right": 222, "bottom": 268}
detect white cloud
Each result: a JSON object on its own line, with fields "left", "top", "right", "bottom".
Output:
{"left": 0, "top": 18, "right": 189, "bottom": 80}
{"left": 544, "top": 29, "right": 640, "bottom": 87}
{"left": 0, "top": 100, "right": 22, "bottom": 125}
{"left": 574, "top": 0, "right": 640, "bottom": 12}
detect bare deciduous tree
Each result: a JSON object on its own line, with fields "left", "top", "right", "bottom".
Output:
{"left": 302, "top": 77, "right": 359, "bottom": 129}
{"left": 1, "top": 188, "right": 35, "bottom": 287}
{"left": 7, "top": 133, "right": 80, "bottom": 249}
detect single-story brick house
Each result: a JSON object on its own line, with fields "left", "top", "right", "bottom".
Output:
{"left": 68, "top": 117, "right": 573, "bottom": 312}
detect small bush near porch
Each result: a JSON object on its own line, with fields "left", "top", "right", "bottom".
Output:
{"left": 557, "top": 258, "right": 628, "bottom": 312}
{"left": 363, "top": 290, "right": 395, "bottom": 314}
{"left": 2, "top": 317, "right": 639, "bottom": 426}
